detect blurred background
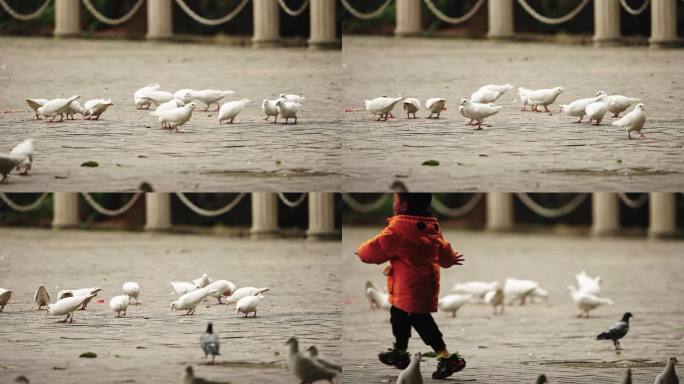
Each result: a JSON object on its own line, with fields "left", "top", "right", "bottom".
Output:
{"left": 343, "top": 192, "right": 684, "bottom": 238}
{"left": 342, "top": 0, "right": 684, "bottom": 45}
{"left": 0, "top": 192, "right": 342, "bottom": 239}
{"left": 0, "top": 0, "right": 341, "bottom": 47}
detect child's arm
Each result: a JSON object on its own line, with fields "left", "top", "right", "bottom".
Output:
{"left": 438, "top": 240, "right": 465, "bottom": 268}
{"left": 356, "top": 228, "right": 398, "bottom": 265}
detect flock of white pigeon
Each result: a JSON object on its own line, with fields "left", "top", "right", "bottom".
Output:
{"left": 365, "top": 271, "right": 680, "bottom": 384}
{"left": 366, "top": 271, "right": 612, "bottom": 319}
{"left": 0, "top": 84, "right": 307, "bottom": 183}
{"left": 0, "top": 273, "right": 345, "bottom": 384}
{"left": 364, "top": 84, "right": 646, "bottom": 138}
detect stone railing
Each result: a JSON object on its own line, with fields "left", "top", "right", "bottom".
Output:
{"left": 0, "top": 0, "right": 339, "bottom": 49}
{"left": 341, "top": 192, "right": 680, "bottom": 238}
{"left": 341, "top": 0, "right": 679, "bottom": 47}
{"left": 0, "top": 192, "right": 338, "bottom": 240}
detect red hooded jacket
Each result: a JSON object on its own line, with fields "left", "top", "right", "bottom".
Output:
{"left": 356, "top": 215, "right": 462, "bottom": 314}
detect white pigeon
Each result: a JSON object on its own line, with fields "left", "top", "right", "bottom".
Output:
{"left": 364, "top": 96, "right": 404, "bottom": 121}
{"left": 504, "top": 278, "right": 542, "bottom": 305}
{"left": 307, "top": 346, "right": 342, "bottom": 372}
{"left": 47, "top": 293, "right": 97, "bottom": 323}
{"left": 286, "top": 337, "right": 338, "bottom": 384}
{"left": 575, "top": 271, "right": 601, "bottom": 295}
{"left": 218, "top": 99, "right": 250, "bottom": 124}
{"left": 597, "top": 92, "right": 641, "bottom": 118}
{"left": 279, "top": 93, "right": 306, "bottom": 103}
{"left": 653, "top": 356, "right": 679, "bottom": 384}
{"left": 138, "top": 90, "right": 175, "bottom": 107}
{"left": 173, "top": 89, "right": 195, "bottom": 104}
{"left": 34, "top": 285, "right": 51, "bottom": 310}
{"left": 171, "top": 287, "right": 210, "bottom": 315}
{"left": 0, "top": 288, "right": 12, "bottom": 312}
{"left": 83, "top": 99, "right": 113, "bottom": 120}
{"left": 171, "top": 281, "right": 199, "bottom": 295}
{"left": 122, "top": 282, "right": 141, "bottom": 304}
{"left": 275, "top": 100, "right": 300, "bottom": 124}
{"left": 471, "top": 84, "right": 513, "bottom": 104}
{"left": 613, "top": 103, "right": 647, "bottom": 139}
{"left": 225, "top": 287, "right": 270, "bottom": 304}
{"left": 518, "top": 87, "right": 563, "bottom": 112}
{"left": 261, "top": 99, "right": 280, "bottom": 122}
{"left": 9, "top": 139, "right": 34, "bottom": 175}
{"left": 205, "top": 280, "right": 237, "bottom": 304}
{"left": 403, "top": 98, "right": 420, "bottom": 119}
{"left": 134, "top": 83, "right": 161, "bottom": 109}
{"left": 425, "top": 97, "right": 446, "bottom": 119}
{"left": 397, "top": 352, "right": 423, "bottom": 384}
{"left": 568, "top": 285, "right": 613, "bottom": 318}
{"left": 37, "top": 95, "right": 80, "bottom": 121}
{"left": 366, "top": 287, "right": 391, "bottom": 310}
{"left": 190, "top": 89, "right": 235, "bottom": 111}
{"left": 460, "top": 99, "right": 502, "bottom": 129}
{"left": 453, "top": 281, "right": 499, "bottom": 302}
{"left": 585, "top": 100, "right": 609, "bottom": 125}
{"left": 57, "top": 287, "right": 102, "bottom": 310}
{"left": 26, "top": 98, "right": 48, "bottom": 119}
{"left": 193, "top": 274, "right": 213, "bottom": 288}
{"left": 109, "top": 295, "right": 130, "bottom": 317}
{"left": 530, "top": 287, "right": 549, "bottom": 303}
{"left": 438, "top": 294, "right": 470, "bottom": 318}
{"left": 0, "top": 156, "right": 22, "bottom": 183}
{"left": 559, "top": 94, "right": 606, "bottom": 123}
{"left": 459, "top": 105, "right": 476, "bottom": 126}
{"left": 484, "top": 288, "right": 505, "bottom": 315}
{"left": 65, "top": 100, "right": 85, "bottom": 119}
{"left": 155, "top": 98, "right": 185, "bottom": 113}
{"left": 236, "top": 293, "right": 264, "bottom": 317}
{"left": 150, "top": 102, "right": 197, "bottom": 132}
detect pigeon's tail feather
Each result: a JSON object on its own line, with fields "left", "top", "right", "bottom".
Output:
{"left": 596, "top": 331, "right": 611, "bottom": 340}
{"left": 257, "top": 288, "right": 270, "bottom": 294}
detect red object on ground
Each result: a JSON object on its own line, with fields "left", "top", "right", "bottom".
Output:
{"left": 96, "top": 299, "right": 105, "bottom": 304}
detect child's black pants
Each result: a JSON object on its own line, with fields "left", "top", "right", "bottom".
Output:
{"left": 390, "top": 306, "right": 446, "bottom": 352}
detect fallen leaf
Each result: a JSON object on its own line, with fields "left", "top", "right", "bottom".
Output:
{"left": 80, "top": 161, "right": 98, "bottom": 167}
{"left": 422, "top": 160, "right": 440, "bottom": 166}
{"left": 79, "top": 352, "right": 97, "bottom": 358}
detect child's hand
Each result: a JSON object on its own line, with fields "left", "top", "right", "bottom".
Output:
{"left": 453, "top": 252, "right": 465, "bottom": 266}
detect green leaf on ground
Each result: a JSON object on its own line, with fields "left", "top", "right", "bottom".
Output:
{"left": 79, "top": 352, "right": 97, "bottom": 358}
{"left": 422, "top": 160, "right": 440, "bottom": 166}
{"left": 80, "top": 161, "right": 99, "bottom": 167}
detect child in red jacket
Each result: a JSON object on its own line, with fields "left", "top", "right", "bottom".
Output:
{"left": 356, "top": 193, "right": 466, "bottom": 379}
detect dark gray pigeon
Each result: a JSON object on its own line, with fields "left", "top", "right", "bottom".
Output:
{"left": 200, "top": 322, "right": 220, "bottom": 364}
{"left": 596, "top": 312, "right": 632, "bottom": 350}
{"left": 535, "top": 374, "right": 548, "bottom": 383}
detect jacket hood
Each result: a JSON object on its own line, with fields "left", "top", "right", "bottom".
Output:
{"left": 387, "top": 215, "right": 444, "bottom": 248}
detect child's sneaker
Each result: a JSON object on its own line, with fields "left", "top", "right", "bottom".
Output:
{"left": 432, "top": 353, "right": 466, "bottom": 379}
{"left": 378, "top": 348, "right": 410, "bottom": 369}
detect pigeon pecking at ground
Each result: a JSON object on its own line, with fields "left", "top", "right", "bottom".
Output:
{"left": 403, "top": 98, "right": 420, "bottom": 119}
{"left": 364, "top": 96, "right": 404, "bottom": 121}
{"left": 425, "top": 97, "right": 446, "bottom": 119}
{"left": 596, "top": 312, "right": 633, "bottom": 350}
{"left": 459, "top": 99, "right": 502, "bottom": 130}
{"left": 0, "top": 288, "right": 12, "bottom": 312}
{"left": 286, "top": 337, "right": 338, "bottom": 384}
{"left": 200, "top": 322, "right": 220, "bottom": 364}
{"left": 34, "top": 285, "right": 50, "bottom": 310}
{"left": 653, "top": 356, "right": 679, "bottom": 384}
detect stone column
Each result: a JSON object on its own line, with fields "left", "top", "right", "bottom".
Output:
{"left": 486, "top": 193, "right": 513, "bottom": 231}
{"left": 487, "top": 0, "right": 514, "bottom": 39}
{"left": 648, "top": 193, "right": 677, "bottom": 238}
{"left": 307, "top": 193, "right": 337, "bottom": 240}
{"left": 650, "top": 0, "right": 678, "bottom": 47}
{"left": 146, "top": 0, "right": 173, "bottom": 40}
{"left": 250, "top": 192, "right": 280, "bottom": 238}
{"left": 395, "top": 0, "right": 421, "bottom": 37}
{"left": 253, "top": 0, "right": 280, "bottom": 47}
{"left": 52, "top": 192, "right": 79, "bottom": 228}
{"left": 593, "top": 0, "right": 621, "bottom": 46}
{"left": 54, "top": 0, "right": 81, "bottom": 37}
{"left": 309, "top": 0, "right": 339, "bottom": 49}
{"left": 144, "top": 193, "right": 172, "bottom": 231}
{"left": 591, "top": 193, "right": 620, "bottom": 236}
